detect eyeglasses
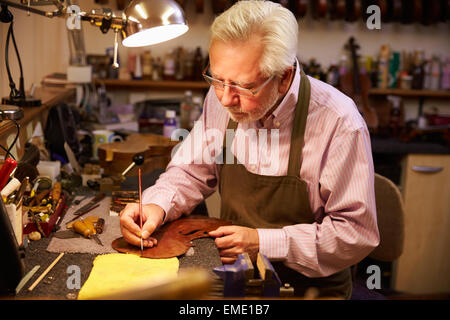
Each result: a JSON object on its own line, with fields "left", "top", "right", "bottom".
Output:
{"left": 202, "top": 64, "right": 275, "bottom": 97}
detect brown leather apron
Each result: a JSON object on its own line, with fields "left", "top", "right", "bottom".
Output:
{"left": 218, "top": 70, "right": 352, "bottom": 299}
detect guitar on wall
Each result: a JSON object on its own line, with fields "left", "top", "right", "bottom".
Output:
{"left": 339, "top": 37, "right": 379, "bottom": 130}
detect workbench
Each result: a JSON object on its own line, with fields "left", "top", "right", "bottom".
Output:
{"left": 16, "top": 234, "right": 222, "bottom": 299}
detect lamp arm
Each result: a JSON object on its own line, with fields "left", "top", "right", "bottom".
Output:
{"left": 0, "top": 0, "right": 126, "bottom": 27}
{"left": 0, "top": 0, "right": 64, "bottom": 17}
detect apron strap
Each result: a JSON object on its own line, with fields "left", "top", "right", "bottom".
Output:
{"left": 287, "top": 69, "right": 311, "bottom": 177}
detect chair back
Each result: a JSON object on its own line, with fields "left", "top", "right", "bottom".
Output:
{"left": 370, "top": 173, "right": 405, "bottom": 261}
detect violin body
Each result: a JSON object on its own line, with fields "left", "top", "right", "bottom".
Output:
{"left": 112, "top": 216, "right": 232, "bottom": 258}
{"left": 97, "top": 133, "right": 178, "bottom": 176}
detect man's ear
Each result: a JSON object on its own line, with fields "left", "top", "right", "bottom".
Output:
{"left": 278, "top": 66, "right": 294, "bottom": 95}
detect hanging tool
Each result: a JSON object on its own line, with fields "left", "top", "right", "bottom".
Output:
{"left": 139, "top": 167, "right": 143, "bottom": 255}
{"left": 73, "top": 192, "right": 105, "bottom": 215}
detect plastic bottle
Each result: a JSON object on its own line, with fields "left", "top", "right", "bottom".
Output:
{"left": 180, "top": 90, "right": 193, "bottom": 129}
{"left": 190, "top": 96, "right": 203, "bottom": 128}
{"left": 163, "top": 110, "right": 177, "bottom": 138}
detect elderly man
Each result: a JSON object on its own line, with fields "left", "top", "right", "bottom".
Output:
{"left": 120, "top": 0, "right": 379, "bottom": 299}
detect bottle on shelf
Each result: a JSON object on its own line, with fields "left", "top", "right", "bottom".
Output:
{"left": 430, "top": 56, "right": 441, "bottom": 91}
{"left": 326, "top": 62, "right": 339, "bottom": 87}
{"left": 180, "top": 90, "right": 193, "bottom": 129}
{"left": 387, "top": 95, "right": 402, "bottom": 137}
{"left": 193, "top": 47, "right": 204, "bottom": 81}
{"left": 163, "top": 49, "right": 176, "bottom": 80}
{"left": 163, "top": 110, "right": 178, "bottom": 138}
{"left": 190, "top": 96, "right": 203, "bottom": 128}
{"left": 442, "top": 57, "right": 450, "bottom": 90}
{"left": 175, "top": 47, "right": 185, "bottom": 81}
{"left": 134, "top": 52, "right": 142, "bottom": 80}
{"left": 377, "top": 45, "right": 390, "bottom": 89}
{"left": 142, "top": 50, "right": 153, "bottom": 80}
{"left": 411, "top": 50, "right": 424, "bottom": 90}
{"left": 388, "top": 52, "right": 400, "bottom": 88}
{"left": 183, "top": 48, "right": 194, "bottom": 81}
{"left": 152, "top": 57, "right": 163, "bottom": 81}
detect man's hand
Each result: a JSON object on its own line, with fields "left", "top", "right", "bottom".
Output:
{"left": 119, "top": 203, "right": 165, "bottom": 248}
{"left": 209, "top": 226, "right": 259, "bottom": 264}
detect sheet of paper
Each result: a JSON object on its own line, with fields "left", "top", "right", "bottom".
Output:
{"left": 78, "top": 253, "right": 179, "bottom": 300}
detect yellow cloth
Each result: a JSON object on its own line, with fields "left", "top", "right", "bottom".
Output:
{"left": 78, "top": 253, "right": 179, "bottom": 300}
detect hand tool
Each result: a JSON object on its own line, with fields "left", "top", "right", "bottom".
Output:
{"left": 139, "top": 168, "right": 143, "bottom": 255}
{"left": 73, "top": 192, "right": 105, "bottom": 215}
{"left": 15, "top": 265, "right": 40, "bottom": 295}
{"left": 51, "top": 182, "right": 61, "bottom": 208}
{"left": 95, "top": 218, "right": 105, "bottom": 234}
{"left": 73, "top": 219, "right": 103, "bottom": 246}
{"left": 55, "top": 216, "right": 104, "bottom": 246}
{"left": 73, "top": 194, "right": 89, "bottom": 205}
{"left": 28, "top": 253, "right": 64, "bottom": 291}
{"left": 67, "top": 203, "right": 100, "bottom": 222}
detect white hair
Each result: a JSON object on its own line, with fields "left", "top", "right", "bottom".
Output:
{"left": 210, "top": 0, "right": 298, "bottom": 77}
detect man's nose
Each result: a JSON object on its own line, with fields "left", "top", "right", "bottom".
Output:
{"left": 220, "top": 86, "right": 239, "bottom": 108}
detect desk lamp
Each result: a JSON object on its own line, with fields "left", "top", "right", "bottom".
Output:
{"left": 0, "top": 0, "right": 189, "bottom": 104}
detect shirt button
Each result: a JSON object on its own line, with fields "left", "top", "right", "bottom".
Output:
{"left": 274, "top": 121, "right": 280, "bottom": 128}
{"left": 250, "top": 165, "right": 256, "bottom": 171}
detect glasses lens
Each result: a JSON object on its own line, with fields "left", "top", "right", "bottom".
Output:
{"left": 203, "top": 71, "right": 259, "bottom": 97}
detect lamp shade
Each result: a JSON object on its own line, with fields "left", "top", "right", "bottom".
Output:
{"left": 122, "top": 0, "right": 189, "bottom": 47}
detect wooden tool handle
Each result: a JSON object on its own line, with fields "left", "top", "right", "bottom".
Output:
{"left": 95, "top": 218, "right": 105, "bottom": 234}
{"left": 73, "top": 220, "right": 94, "bottom": 238}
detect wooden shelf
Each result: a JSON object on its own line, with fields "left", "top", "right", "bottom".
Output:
{"left": 94, "top": 79, "right": 210, "bottom": 91}
{"left": 369, "top": 88, "right": 450, "bottom": 99}
{"left": 0, "top": 86, "right": 74, "bottom": 137}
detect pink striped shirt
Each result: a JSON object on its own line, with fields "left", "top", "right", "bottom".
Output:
{"left": 142, "top": 64, "right": 380, "bottom": 277}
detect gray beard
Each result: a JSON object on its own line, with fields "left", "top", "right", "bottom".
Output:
{"left": 227, "top": 82, "right": 280, "bottom": 123}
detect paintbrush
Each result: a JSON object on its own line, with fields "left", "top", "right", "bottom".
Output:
{"left": 139, "top": 168, "right": 143, "bottom": 255}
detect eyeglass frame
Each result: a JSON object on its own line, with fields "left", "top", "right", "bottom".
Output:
{"left": 202, "top": 63, "right": 276, "bottom": 97}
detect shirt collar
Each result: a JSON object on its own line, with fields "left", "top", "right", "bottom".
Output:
{"left": 259, "top": 58, "right": 301, "bottom": 129}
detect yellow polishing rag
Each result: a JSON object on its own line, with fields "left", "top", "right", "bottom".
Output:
{"left": 78, "top": 253, "right": 179, "bottom": 300}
